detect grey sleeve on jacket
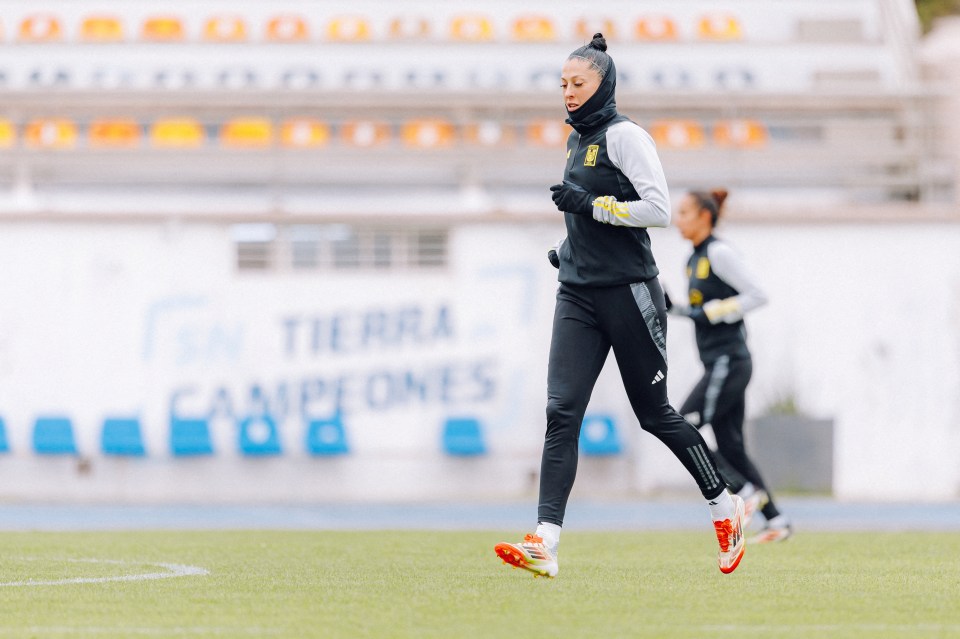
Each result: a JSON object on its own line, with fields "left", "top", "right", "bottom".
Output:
{"left": 592, "top": 121, "right": 671, "bottom": 228}
{"left": 706, "top": 240, "right": 769, "bottom": 320}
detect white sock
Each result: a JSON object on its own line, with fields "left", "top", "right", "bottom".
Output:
{"left": 737, "top": 482, "right": 756, "bottom": 499}
{"left": 707, "top": 490, "right": 735, "bottom": 521}
{"left": 766, "top": 514, "right": 790, "bottom": 529}
{"left": 535, "top": 522, "right": 561, "bottom": 554}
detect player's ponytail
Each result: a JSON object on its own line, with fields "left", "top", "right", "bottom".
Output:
{"left": 711, "top": 189, "right": 728, "bottom": 213}
{"left": 690, "top": 189, "right": 728, "bottom": 227}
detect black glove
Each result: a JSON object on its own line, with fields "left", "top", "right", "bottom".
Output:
{"left": 549, "top": 180, "right": 596, "bottom": 215}
{"left": 547, "top": 248, "right": 560, "bottom": 269}
{"left": 687, "top": 306, "right": 712, "bottom": 326}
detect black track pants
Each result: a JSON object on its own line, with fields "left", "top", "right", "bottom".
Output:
{"left": 679, "top": 355, "right": 781, "bottom": 519}
{"left": 537, "top": 280, "right": 726, "bottom": 527}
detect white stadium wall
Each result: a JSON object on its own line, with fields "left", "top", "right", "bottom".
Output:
{"left": 0, "top": 0, "right": 956, "bottom": 504}
{"left": 0, "top": 219, "right": 957, "bottom": 502}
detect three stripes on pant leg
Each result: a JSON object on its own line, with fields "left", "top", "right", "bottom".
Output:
{"left": 687, "top": 443, "right": 721, "bottom": 491}
{"left": 629, "top": 281, "right": 721, "bottom": 493}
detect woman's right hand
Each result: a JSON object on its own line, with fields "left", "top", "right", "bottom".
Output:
{"left": 549, "top": 181, "right": 596, "bottom": 215}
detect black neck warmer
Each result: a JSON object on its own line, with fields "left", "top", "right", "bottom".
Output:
{"left": 564, "top": 57, "right": 619, "bottom": 135}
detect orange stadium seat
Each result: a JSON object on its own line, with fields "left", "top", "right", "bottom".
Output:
{"left": 280, "top": 119, "right": 330, "bottom": 148}
{"left": 636, "top": 17, "right": 678, "bottom": 41}
{"left": 650, "top": 120, "right": 706, "bottom": 149}
{"left": 266, "top": 15, "right": 309, "bottom": 42}
{"left": 575, "top": 18, "right": 616, "bottom": 41}
{"left": 88, "top": 119, "right": 141, "bottom": 148}
{"left": 204, "top": 16, "right": 247, "bottom": 42}
{"left": 450, "top": 15, "right": 494, "bottom": 42}
{"left": 389, "top": 16, "right": 430, "bottom": 39}
{"left": 80, "top": 16, "right": 124, "bottom": 42}
{"left": 0, "top": 120, "right": 15, "bottom": 148}
{"left": 526, "top": 120, "right": 569, "bottom": 148}
{"left": 150, "top": 118, "right": 205, "bottom": 148}
{"left": 463, "top": 121, "right": 516, "bottom": 147}
{"left": 142, "top": 17, "right": 186, "bottom": 42}
{"left": 698, "top": 15, "right": 743, "bottom": 41}
{"left": 18, "top": 14, "right": 63, "bottom": 42}
{"left": 401, "top": 119, "right": 456, "bottom": 149}
{"left": 713, "top": 120, "right": 767, "bottom": 148}
{"left": 221, "top": 118, "right": 274, "bottom": 148}
{"left": 341, "top": 121, "right": 391, "bottom": 147}
{"left": 512, "top": 16, "right": 556, "bottom": 42}
{"left": 327, "top": 16, "right": 372, "bottom": 41}
{"left": 25, "top": 119, "right": 77, "bottom": 149}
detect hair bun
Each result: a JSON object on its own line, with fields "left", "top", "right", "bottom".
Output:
{"left": 711, "top": 189, "right": 729, "bottom": 210}
{"left": 589, "top": 32, "right": 608, "bottom": 52}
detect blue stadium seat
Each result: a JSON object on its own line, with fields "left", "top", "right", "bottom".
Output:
{"left": 33, "top": 416, "right": 78, "bottom": 455}
{"left": 170, "top": 416, "right": 214, "bottom": 456}
{"left": 239, "top": 415, "right": 282, "bottom": 456}
{"left": 306, "top": 415, "right": 348, "bottom": 456}
{"left": 0, "top": 416, "right": 9, "bottom": 453}
{"left": 101, "top": 417, "right": 146, "bottom": 456}
{"left": 579, "top": 415, "right": 622, "bottom": 456}
{"left": 441, "top": 417, "right": 486, "bottom": 456}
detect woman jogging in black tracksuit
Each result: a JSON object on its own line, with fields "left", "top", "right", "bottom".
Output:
{"left": 671, "top": 189, "right": 791, "bottom": 543}
{"left": 494, "top": 34, "right": 746, "bottom": 578}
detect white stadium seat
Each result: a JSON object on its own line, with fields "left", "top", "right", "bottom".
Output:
{"left": 280, "top": 68, "right": 321, "bottom": 90}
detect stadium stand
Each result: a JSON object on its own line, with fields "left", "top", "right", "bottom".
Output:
{"left": 0, "top": 0, "right": 950, "bottom": 214}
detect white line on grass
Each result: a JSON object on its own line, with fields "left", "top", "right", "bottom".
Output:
{"left": 706, "top": 624, "right": 960, "bottom": 633}
{"left": 0, "top": 558, "right": 209, "bottom": 587}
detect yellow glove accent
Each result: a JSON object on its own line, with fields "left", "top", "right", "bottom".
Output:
{"left": 702, "top": 297, "right": 742, "bottom": 324}
{"left": 593, "top": 195, "right": 629, "bottom": 220}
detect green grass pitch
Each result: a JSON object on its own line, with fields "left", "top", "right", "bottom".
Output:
{"left": 0, "top": 530, "right": 958, "bottom": 638}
